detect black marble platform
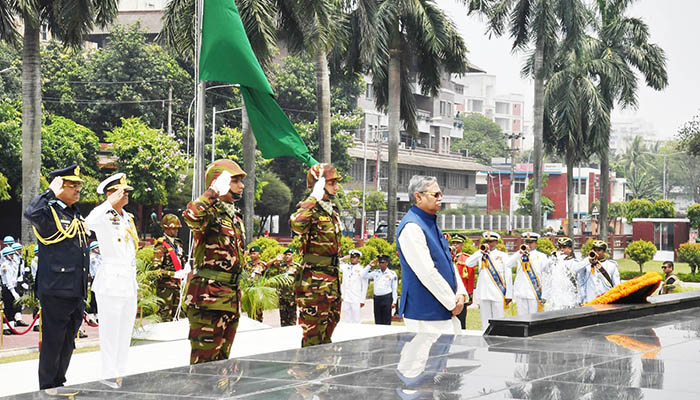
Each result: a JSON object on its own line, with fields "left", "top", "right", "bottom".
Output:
{"left": 6, "top": 307, "right": 700, "bottom": 399}
{"left": 485, "top": 290, "right": 700, "bottom": 337}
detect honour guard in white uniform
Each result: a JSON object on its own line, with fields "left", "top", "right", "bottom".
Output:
{"left": 364, "top": 254, "right": 398, "bottom": 325}
{"left": 465, "top": 232, "right": 512, "bottom": 330}
{"left": 339, "top": 249, "right": 369, "bottom": 323}
{"left": 85, "top": 173, "right": 138, "bottom": 387}
{"left": 579, "top": 240, "right": 620, "bottom": 304}
{"left": 545, "top": 237, "right": 585, "bottom": 310}
{"left": 507, "top": 232, "right": 550, "bottom": 316}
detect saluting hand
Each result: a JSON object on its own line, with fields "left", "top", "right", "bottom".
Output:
{"left": 107, "top": 188, "right": 127, "bottom": 208}
{"left": 49, "top": 177, "right": 64, "bottom": 196}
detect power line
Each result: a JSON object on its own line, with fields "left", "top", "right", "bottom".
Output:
{"left": 42, "top": 97, "right": 171, "bottom": 105}
{"left": 56, "top": 79, "right": 174, "bottom": 85}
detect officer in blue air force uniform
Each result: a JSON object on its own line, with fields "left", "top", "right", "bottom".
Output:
{"left": 23, "top": 164, "right": 90, "bottom": 390}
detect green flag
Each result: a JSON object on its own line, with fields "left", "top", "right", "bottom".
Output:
{"left": 199, "top": 0, "right": 317, "bottom": 166}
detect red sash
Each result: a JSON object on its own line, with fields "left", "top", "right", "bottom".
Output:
{"left": 161, "top": 240, "right": 182, "bottom": 271}
{"left": 456, "top": 253, "right": 475, "bottom": 294}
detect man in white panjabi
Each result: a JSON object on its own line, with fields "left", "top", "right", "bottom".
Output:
{"left": 465, "top": 231, "right": 512, "bottom": 331}
{"left": 339, "top": 249, "right": 369, "bottom": 324}
{"left": 396, "top": 175, "right": 467, "bottom": 334}
{"left": 506, "top": 232, "right": 551, "bottom": 316}
{"left": 84, "top": 173, "right": 138, "bottom": 388}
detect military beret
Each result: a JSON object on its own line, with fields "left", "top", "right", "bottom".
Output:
{"left": 283, "top": 246, "right": 295, "bottom": 254}
{"left": 49, "top": 164, "right": 83, "bottom": 182}
{"left": 249, "top": 245, "right": 261, "bottom": 253}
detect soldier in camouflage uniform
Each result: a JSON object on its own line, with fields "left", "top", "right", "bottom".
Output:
{"left": 246, "top": 245, "right": 266, "bottom": 321}
{"left": 182, "top": 159, "right": 247, "bottom": 364}
{"left": 153, "top": 214, "right": 185, "bottom": 322}
{"left": 290, "top": 163, "right": 342, "bottom": 347}
{"left": 264, "top": 246, "right": 300, "bottom": 326}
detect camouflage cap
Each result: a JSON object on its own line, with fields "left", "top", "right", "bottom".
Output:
{"left": 557, "top": 237, "right": 574, "bottom": 248}
{"left": 205, "top": 159, "right": 246, "bottom": 188}
{"left": 306, "top": 163, "right": 340, "bottom": 188}
{"left": 161, "top": 213, "right": 182, "bottom": 228}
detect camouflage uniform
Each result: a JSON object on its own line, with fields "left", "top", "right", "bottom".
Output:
{"left": 153, "top": 235, "right": 184, "bottom": 322}
{"left": 290, "top": 163, "right": 342, "bottom": 347}
{"left": 182, "top": 160, "right": 247, "bottom": 364}
{"left": 265, "top": 259, "right": 301, "bottom": 326}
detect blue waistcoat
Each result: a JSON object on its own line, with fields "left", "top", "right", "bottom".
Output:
{"left": 397, "top": 206, "right": 457, "bottom": 321}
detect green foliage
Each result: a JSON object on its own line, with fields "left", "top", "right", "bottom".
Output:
{"left": 105, "top": 117, "right": 187, "bottom": 205}
{"left": 135, "top": 246, "right": 162, "bottom": 322}
{"left": 339, "top": 236, "right": 356, "bottom": 258}
{"left": 677, "top": 115, "right": 700, "bottom": 157}
{"left": 624, "top": 240, "right": 658, "bottom": 273}
{"left": 536, "top": 238, "right": 556, "bottom": 255}
{"left": 687, "top": 204, "right": 700, "bottom": 230}
{"left": 248, "top": 237, "right": 282, "bottom": 256}
{"left": 652, "top": 199, "right": 675, "bottom": 218}
{"left": 42, "top": 115, "right": 100, "bottom": 177}
{"left": 580, "top": 238, "right": 596, "bottom": 256}
{"left": 451, "top": 113, "right": 508, "bottom": 164}
{"left": 457, "top": 239, "right": 478, "bottom": 256}
{"left": 211, "top": 126, "right": 269, "bottom": 203}
{"left": 0, "top": 42, "right": 20, "bottom": 99}
{"left": 255, "top": 172, "right": 291, "bottom": 217}
{"left": 625, "top": 199, "right": 655, "bottom": 222}
{"left": 591, "top": 200, "right": 627, "bottom": 219}
{"left": 0, "top": 172, "right": 10, "bottom": 201}
{"left": 517, "top": 174, "right": 555, "bottom": 216}
{"left": 355, "top": 245, "right": 379, "bottom": 266}
{"left": 678, "top": 243, "right": 700, "bottom": 275}
{"left": 239, "top": 270, "right": 292, "bottom": 317}
{"left": 345, "top": 190, "right": 386, "bottom": 212}
{"left": 0, "top": 99, "right": 22, "bottom": 197}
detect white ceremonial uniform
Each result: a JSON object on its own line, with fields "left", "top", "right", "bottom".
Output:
{"left": 578, "top": 258, "right": 621, "bottom": 304}
{"left": 0, "top": 254, "right": 19, "bottom": 297}
{"left": 506, "top": 249, "right": 550, "bottom": 316}
{"left": 90, "top": 252, "right": 102, "bottom": 278}
{"left": 340, "top": 262, "right": 369, "bottom": 323}
{"left": 85, "top": 200, "right": 138, "bottom": 380}
{"left": 30, "top": 257, "right": 38, "bottom": 280}
{"left": 398, "top": 223, "right": 467, "bottom": 334}
{"left": 365, "top": 268, "right": 399, "bottom": 304}
{"left": 466, "top": 249, "right": 512, "bottom": 331}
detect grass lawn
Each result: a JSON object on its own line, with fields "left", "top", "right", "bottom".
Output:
{"left": 615, "top": 258, "right": 691, "bottom": 275}
{"left": 0, "top": 345, "right": 100, "bottom": 365}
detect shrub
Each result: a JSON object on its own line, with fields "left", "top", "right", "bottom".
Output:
{"left": 624, "top": 240, "right": 658, "bottom": 273}
{"left": 652, "top": 199, "right": 675, "bottom": 218}
{"left": 248, "top": 237, "right": 281, "bottom": 255}
{"left": 536, "top": 238, "right": 556, "bottom": 255}
{"left": 625, "top": 199, "right": 655, "bottom": 222}
{"left": 339, "top": 236, "right": 355, "bottom": 257}
{"left": 687, "top": 204, "right": 700, "bottom": 230}
{"left": 678, "top": 243, "right": 700, "bottom": 275}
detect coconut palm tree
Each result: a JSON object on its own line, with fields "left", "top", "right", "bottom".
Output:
{"left": 592, "top": 0, "right": 668, "bottom": 242}
{"left": 542, "top": 35, "right": 610, "bottom": 238}
{"left": 0, "top": 0, "right": 119, "bottom": 243}
{"left": 365, "top": 0, "right": 469, "bottom": 242}
{"left": 468, "top": 0, "right": 588, "bottom": 233}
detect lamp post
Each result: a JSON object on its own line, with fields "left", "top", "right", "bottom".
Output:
{"left": 211, "top": 106, "right": 243, "bottom": 162}
{"left": 505, "top": 132, "right": 523, "bottom": 233}
{"left": 642, "top": 151, "right": 684, "bottom": 199}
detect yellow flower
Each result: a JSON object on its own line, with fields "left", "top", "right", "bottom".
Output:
{"left": 584, "top": 272, "right": 662, "bottom": 306}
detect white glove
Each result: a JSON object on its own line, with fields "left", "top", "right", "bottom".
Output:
{"left": 210, "top": 170, "right": 233, "bottom": 196}
{"left": 310, "top": 176, "right": 326, "bottom": 200}
{"left": 21, "top": 283, "right": 29, "bottom": 290}
{"left": 11, "top": 289, "right": 19, "bottom": 301}
{"left": 17, "top": 275, "right": 23, "bottom": 283}
{"left": 173, "top": 269, "right": 188, "bottom": 280}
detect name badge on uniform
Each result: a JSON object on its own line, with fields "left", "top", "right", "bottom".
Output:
{"left": 221, "top": 220, "right": 232, "bottom": 227}
{"left": 318, "top": 216, "right": 331, "bottom": 222}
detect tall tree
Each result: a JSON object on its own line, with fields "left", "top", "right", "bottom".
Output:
{"left": 367, "top": 0, "right": 469, "bottom": 242}
{"left": 0, "top": 0, "right": 118, "bottom": 243}
{"left": 451, "top": 113, "right": 508, "bottom": 165}
{"left": 543, "top": 34, "right": 610, "bottom": 237}
{"left": 592, "top": 0, "right": 668, "bottom": 242}
{"left": 468, "top": 0, "right": 587, "bottom": 233}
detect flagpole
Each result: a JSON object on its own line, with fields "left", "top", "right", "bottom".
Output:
{"left": 193, "top": 0, "right": 206, "bottom": 197}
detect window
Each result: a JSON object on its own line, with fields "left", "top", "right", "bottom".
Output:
{"left": 454, "top": 84, "right": 464, "bottom": 94}
{"left": 476, "top": 184, "right": 487, "bottom": 195}
{"left": 470, "top": 99, "right": 483, "bottom": 113}
{"left": 495, "top": 118, "right": 510, "bottom": 131}
{"left": 513, "top": 177, "right": 526, "bottom": 194}
{"left": 495, "top": 102, "right": 510, "bottom": 114}
{"left": 512, "top": 103, "right": 522, "bottom": 116}
{"left": 440, "top": 101, "right": 446, "bottom": 116}
{"left": 447, "top": 102, "right": 453, "bottom": 117}
{"left": 574, "top": 179, "right": 587, "bottom": 195}
{"left": 365, "top": 83, "right": 373, "bottom": 99}
{"left": 40, "top": 24, "right": 48, "bottom": 41}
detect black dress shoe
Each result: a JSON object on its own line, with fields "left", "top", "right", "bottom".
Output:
{"left": 78, "top": 330, "right": 88, "bottom": 338}
{"left": 14, "top": 320, "right": 29, "bottom": 327}
{"left": 33, "top": 325, "right": 41, "bottom": 332}
{"left": 3, "top": 329, "right": 13, "bottom": 335}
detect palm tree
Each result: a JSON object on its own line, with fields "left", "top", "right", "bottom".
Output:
{"left": 592, "top": 0, "right": 668, "bottom": 242}
{"left": 0, "top": 1, "right": 118, "bottom": 243}
{"left": 468, "top": 0, "right": 587, "bottom": 233}
{"left": 365, "top": 0, "right": 469, "bottom": 242}
{"left": 543, "top": 35, "right": 610, "bottom": 238}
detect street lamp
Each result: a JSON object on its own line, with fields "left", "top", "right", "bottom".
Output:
{"left": 642, "top": 151, "right": 685, "bottom": 199}
{"left": 505, "top": 132, "right": 523, "bottom": 232}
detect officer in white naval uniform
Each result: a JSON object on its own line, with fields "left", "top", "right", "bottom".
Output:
{"left": 85, "top": 173, "right": 138, "bottom": 387}
{"left": 339, "top": 249, "right": 369, "bottom": 323}
{"left": 506, "top": 232, "right": 550, "bottom": 316}
{"left": 465, "top": 231, "right": 512, "bottom": 331}
{"left": 578, "top": 240, "right": 620, "bottom": 304}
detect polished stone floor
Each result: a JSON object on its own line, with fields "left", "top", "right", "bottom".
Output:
{"left": 7, "top": 308, "right": 700, "bottom": 399}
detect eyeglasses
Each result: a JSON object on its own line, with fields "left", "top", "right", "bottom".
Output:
{"left": 65, "top": 183, "right": 83, "bottom": 189}
{"left": 662, "top": 265, "right": 672, "bottom": 269}
{"left": 421, "top": 191, "right": 442, "bottom": 199}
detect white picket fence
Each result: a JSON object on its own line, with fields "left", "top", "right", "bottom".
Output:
{"left": 436, "top": 214, "right": 533, "bottom": 231}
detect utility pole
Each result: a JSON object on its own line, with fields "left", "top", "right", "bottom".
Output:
{"left": 506, "top": 133, "right": 522, "bottom": 233}
{"left": 168, "top": 86, "right": 173, "bottom": 135}
{"left": 361, "top": 127, "right": 368, "bottom": 239}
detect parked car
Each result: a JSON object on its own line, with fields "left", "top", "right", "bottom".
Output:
{"left": 374, "top": 223, "right": 388, "bottom": 239}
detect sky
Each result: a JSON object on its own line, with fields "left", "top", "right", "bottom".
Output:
{"left": 436, "top": 0, "right": 700, "bottom": 139}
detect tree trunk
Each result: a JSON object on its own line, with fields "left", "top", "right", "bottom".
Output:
{"left": 386, "top": 22, "right": 401, "bottom": 244}
{"left": 242, "top": 100, "right": 256, "bottom": 244}
{"left": 20, "top": 16, "right": 42, "bottom": 244}
{"left": 531, "top": 42, "right": 545, "bottom": 233}
{"left": 600, "top": 143, "right": 610, "bottom": 242}
{"left": 315, "top": 49, "right": 331, "bottom": 164}
{"left": 566, "top": 149, "right": 575, "bottom": 239}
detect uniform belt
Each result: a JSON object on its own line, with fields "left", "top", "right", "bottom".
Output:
{"left": 303, "top": 254, "right": 339, "bottom": 267}
{"left": 196, "top": 268, "right": 240, "bottom": 285}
